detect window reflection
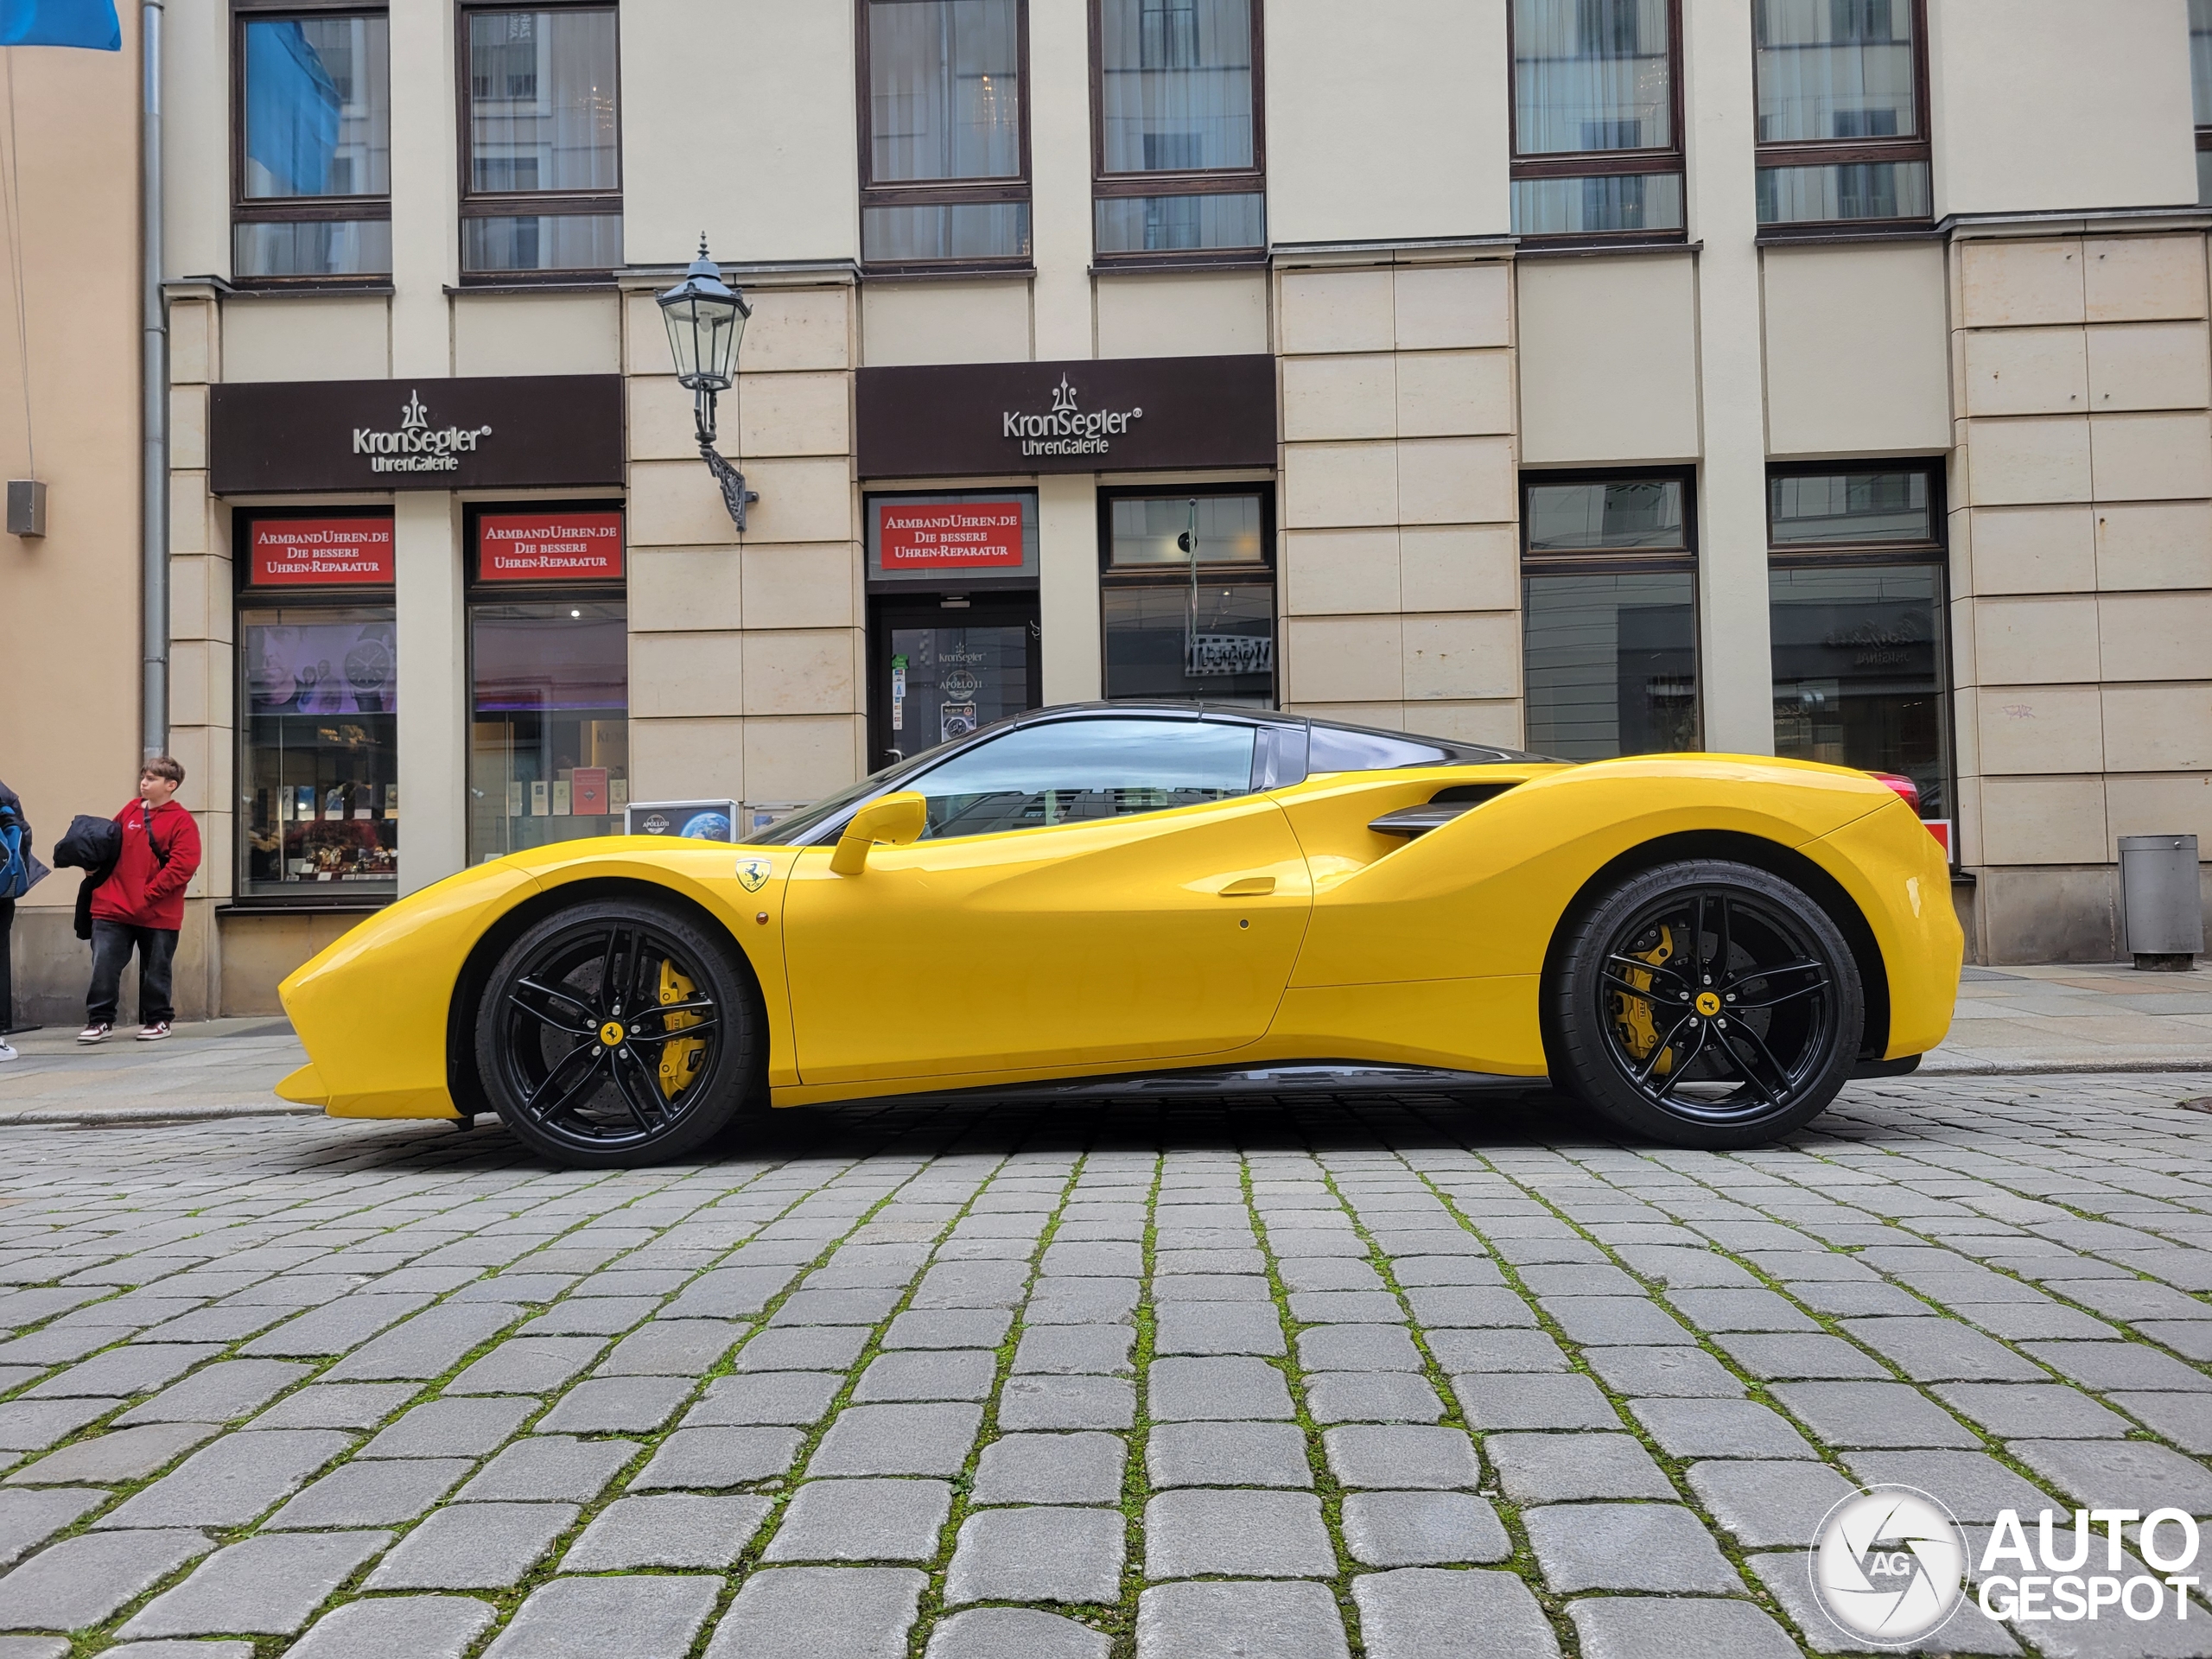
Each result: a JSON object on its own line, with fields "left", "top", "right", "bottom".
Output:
{"left": 1523, "top": 573, "right": 1700, "bottom": 760}
{"left": 1770, "top": 566, "right": 1948, "bottom": 816}
{"left": 911, "top": 718, "right": 1255, "bottom": 837}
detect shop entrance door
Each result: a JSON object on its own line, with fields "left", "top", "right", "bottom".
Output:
{"left": 868, "top": 595, "right": 1041, "bottom": 771}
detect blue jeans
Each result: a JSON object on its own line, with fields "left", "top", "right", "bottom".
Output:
{"left": 87, "top": 921, "right": 176, "bottom": 1026}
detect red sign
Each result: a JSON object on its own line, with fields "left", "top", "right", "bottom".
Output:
{"left": 877, "top": 500, "right": 1026, "bottom": 569}
{"left": 250, "top": 518, "right": 393, "bottom": 586}
{"left": 1926, "top": 818, "right": 1952, "bottom": 858}
{"left": 573, "top": 768, "right": 609, "bottom": 817}
{"left": 478, "top": 511, "right": 625, "bottom": 582}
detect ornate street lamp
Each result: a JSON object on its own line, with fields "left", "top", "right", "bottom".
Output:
{"left": 658, "top": 238, "right": 758, "bottom": 531}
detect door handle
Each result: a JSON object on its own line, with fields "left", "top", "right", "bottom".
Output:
{"left": 1219, "top": 875, "right": 1275, "bottom": 897}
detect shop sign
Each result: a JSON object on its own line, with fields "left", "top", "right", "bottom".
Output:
{"left": 209, "top": 375, "right": 624, "bottom": 495}
{"left": 856, "top": 354, "right": 1275, "bottom": 478}
{"left": 876, "top": 501, "right": 1025, "bottom": 571}
{"left": 249, "top": 517, "right": 393, "bottom": 587}
{"left": 478, "top": 511, "right": 625, "bottom": 582}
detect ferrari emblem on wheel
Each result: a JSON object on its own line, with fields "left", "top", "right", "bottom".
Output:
{"left": 271, "top": 702, "right": 1962, "bottom": 1167}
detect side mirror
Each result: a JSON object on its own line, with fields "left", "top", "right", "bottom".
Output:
{"left": 830, "top": 791, "right": 928, "bottom": 875}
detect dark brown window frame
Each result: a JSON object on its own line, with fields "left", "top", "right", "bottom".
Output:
{"left": 1751, "top": 0, "right": 1934, "bottom": 238}
{"left": 1764, "top": 459, "right": 1946, "bottom": 568}
{"left": 1507, "top": 0, "right": 1688, "bottom": 250}
{"left": 1086, "top": 0, "right": 1267, "bottom": 269}
{"left": 1519, "top": 466, "right": 1699, "bottom": 577}
{"left": 855, "top": 0, "right": 1035, "bottom": 276}
{"left": 454, "top": 0, "right": 624, "bottom": 288}
{"left": 230, "top": 0, "right": 392, "bottom": 290}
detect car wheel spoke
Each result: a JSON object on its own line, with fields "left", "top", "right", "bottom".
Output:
{"left": 1731, "top": 976, "right": 1829, "bottom": 1012}
{"left": 1630, "top": 1009, "right": 1700, "bottom": 1088}
{"left": 511, "top": 977, "right": 599, "bottom": 1033}
{"left": 1709, "top": 1023, "right": 1780, "bottom": 1104}
{"left": 1605, "top": 953, "right": 1689, "bottom": 992}
{"left": 607, "top": 1046, "right": 669, "bottom": 1131}
{"left": 1688, "top": 891, "right": 1709, "bottom": 980}
{"left": 1726, "top": 957, "right": 1825, "bottom": 989}
{"left": 1713, "top": 893, "right": 1733, "bottom": 980}
{"left": 522, "top": 1041, "right": 605, "bottom": 1122}
{"left": 1730, "top": 1014, "right": 1802, "bottom": 1101}
{"left": 1651, "top": 1023, "right": 1711, "bottom": 1103}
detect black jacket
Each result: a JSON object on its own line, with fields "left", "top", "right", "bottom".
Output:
{"left": 53, "top": 814, "right": 122, "bottom": 942}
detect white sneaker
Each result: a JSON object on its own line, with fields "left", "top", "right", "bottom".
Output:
{"left": 0, "top": 1040, "right": 16, "bottom": 1062}
{"left": 77, "top": 1023, "right": 111, "bottom": 1045}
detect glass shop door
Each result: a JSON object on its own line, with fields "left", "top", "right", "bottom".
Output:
{"left": 868, "top": 595, "right": 1042, "bottom": 772}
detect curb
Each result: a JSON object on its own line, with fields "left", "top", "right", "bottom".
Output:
{"left": 0, "top": 1103, "right": 323, "bottom": 1128}
{"left": 1916, "top": 1057, "right": 2212, "bottom": 1078}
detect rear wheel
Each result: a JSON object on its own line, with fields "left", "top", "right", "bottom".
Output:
{"left": 1549, "top": 859, "right": 1863, "bottom": 1149}
{"left": 474, "top": 898, "right": 757, "bottom": 1167}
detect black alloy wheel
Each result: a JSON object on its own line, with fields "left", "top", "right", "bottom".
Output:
{"left": 475, "top": 898, "right": 757, "bottom": 1166}
{"left": 1549, "top": 859, "right": 1865, "bottom": 1149}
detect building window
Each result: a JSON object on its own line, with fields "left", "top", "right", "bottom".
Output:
{"left": 465, "top": 507, "right": 630, "bottom": 861}
{"left": 1751, "top": 0, "right": 1931, "bottom": 229}
{"left": 1768, "top": 465, "right": 1949, "bottom": 824}
{"left": 1510, "top": 0, "right": 1684, "bottom": 241}
{"left": 1100, "top": 486, "right": 1274, "bottom": 706}
{"left": 2194, "top": 0, "right": 2212, "bottom": 205}
{"left": 1091, "top": 0, "right": 1264, "bottom": 261}
{"left": 859, "top": 0, "right": 1030, "bottom": 270}
{"left": 232, "top": 7, "right": 391, "bottom": 281}
{"left": 461, "top": 5, "right": 621, "bottom": 277}
{"left": 236, "top": 513, "right": 399, "bottom": 899}
{"left": 1521, "top": 472, "right": 1700, "bottom": 758}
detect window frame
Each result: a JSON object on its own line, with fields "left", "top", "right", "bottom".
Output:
{"left": 454, "top": 0, "right": 624, "bottom": 287}
{"left": 1507, "top": 0, "right": 1688, "bottom": 249}
{"left": 1087, "top": 0, "right": 1268, "bottom": 269}
{"left": 230, "top": 0, "right": 393, "bottom": 289}
{"left": 1096, "top": 480, "right": 1278, "bottom": 708}
{"left": 855, "top": 0, "right": 1035, "bottom": 276}
{"left": 1750, "top": 0, "right": 1934, "bottom": 238}
{"left": 2194, "top": 0, "right": 2212, "bottom": 200}
{"left": 1519, "top": 466, "right": 1699, "bottom": 575}
{"left": 1764, "top": 460, "right": 1954, "bottom": 842}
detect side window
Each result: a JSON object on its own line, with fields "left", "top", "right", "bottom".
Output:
{"left": 910, "top": 718, "right": 1255, "bottom": 838}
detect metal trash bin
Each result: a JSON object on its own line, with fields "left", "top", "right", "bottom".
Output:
{"left": 2119, "top": 834, "right": 2203, "bottom": 971}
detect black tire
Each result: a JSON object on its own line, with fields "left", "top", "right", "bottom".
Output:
{"left": 1548, "top": 859, "right": 1864, "bottom": 1150}
{"left": 474, "top": 898, "right": 758, "bottom": 1167}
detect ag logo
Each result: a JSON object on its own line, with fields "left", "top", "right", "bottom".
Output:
{"left": 734, "top": 857, "right": 772, "bottom": 893}
{"left": 1811, "top": 1484, "right": 1967, "bottom": 1647}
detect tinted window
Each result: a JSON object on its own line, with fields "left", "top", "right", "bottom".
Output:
{"left": 911, "top": 717, "right": 1255, "bottom": 838}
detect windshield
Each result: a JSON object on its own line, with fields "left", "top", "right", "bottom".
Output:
{"left": 743, "top": 741, "right": 959, "bottom": 846}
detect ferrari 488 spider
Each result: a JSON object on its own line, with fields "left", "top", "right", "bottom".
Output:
{"left": 276, "top": 704, "right": 1961, "bottom": 1166}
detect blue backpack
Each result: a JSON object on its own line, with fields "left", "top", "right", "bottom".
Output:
{"left": 0, "top": 805, "right": 47, "bottom": 901}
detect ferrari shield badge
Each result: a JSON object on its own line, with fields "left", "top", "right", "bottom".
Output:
{"left": 734, "top": 856, "right": 772, "bottom": 893}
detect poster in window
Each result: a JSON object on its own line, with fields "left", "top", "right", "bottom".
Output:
{"left": 877, "top": 501, "right": 1026, "bottom": 570}
{"left": 250, "top": 518, "right": 394, "bottom": 587}
{"left": 245, "top": 620, "right": 397, "bottom": 715}
{"left": 477, "top": 510, "right": 625, "bottom": 581}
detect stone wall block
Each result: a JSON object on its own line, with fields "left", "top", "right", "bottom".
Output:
{"left": 170, "top": 298, "right": 216, "bottom": 385}
{"left": 738, "top": 543, "right": 861, "bottom": 632}
{"left": 2088, "top": 410, "right": 2212, "bottom": 501}
{"left": 1282, "top": 442, "right": 1400, "bottom": 529}
{"left": 1402, "top": 612, "right": 1518, "bottom": 702}
{"left": 2094, "top": 501, "right": 2212, "bottom": 590}
{"left": 1283, "top": 614, "right": 1403, "bottom": 703}
{"left": 744, "top": 715, "right": 867, "bottom": 806}
{"left": 1400, "top": 524, "right": 1519, "bottom": 614}
{"left": 169, "top": 385, "right": 208, "bottom": 472}
{"left": 1279, "top": 269, "right": 1396, "bottom": 355}
{"left": 739, "top": 287, "right": 855, "bottom": 373}
{"left": 2096, "top": 590, "right": 2212, "bottom": 682}
{"left": 1978, "top": 774, "right": 2109, "bottom": 864}
{"left": 1395, "top": 699, "right": 1523, "bottom": 747}
{"left": 1393, "top": 263, "right": 1512, "bottom": 351}
{"left": 628, "top": 546, "right": 744, "bottom": 633}
{"left": 1967, "top": 505, "right": 2095, "bottom": 594}
{"left": 1961, "top": 327, "right": 2087, "bottom": 417}
{"left": 1397, "top": 437, "right": 1513, "bottom": 527}
{"left": 1975, "top": 685, "right": 2106, "bottom": 775}
{"left": 1284, "top": 529, "right": 1401, "bottom": 616}
{"left": 1957, "top": 238, "right": 2085, "bottom": 328}
{"left": 1281, "top": 355, "right": 1397, "bottom": 442}
{"left": 741, "top": 628, "right": 858, "bottom": 718}
{"left": 1972, "top": 594, "right": 2101, "bottom": 684}
{"left": 168, "top": 471, "right": 211, "bottom": 557}
{"left": 627, "top": 376, "right": 702, "bottom": 462}
{"left": 1395, "top": 351, "right": 1514, "bottom": 438}
{"left": 631, "top": 715, "right": 746, "bottom": 805}
{"left": 2102, "top": 683, "right": 2212, "bottom": 772}
{"left": 632, "top": 629, "right": 746, "bottom": 719}
{"left": 2083, "top": 236, "right": 2209, "bottom": 324}
{"left": 2085, "top": 321, "right": 2212, "bottom": 412}
{"left": 1963, "top": 416, "right": 2091, "bottom": 505}
{"left": 736, "top": 372, "right": 853, "bottom": 458}
{"left": 2106, "top": 772, "right": 2212, "bottom": 843}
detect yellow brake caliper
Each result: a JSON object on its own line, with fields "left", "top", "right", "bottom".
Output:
{"left": 1611, "top": 925, "right": 1676, "bottom": 1076}
{"left": 656, "top": 958, "right": 706, "bottom": 1100}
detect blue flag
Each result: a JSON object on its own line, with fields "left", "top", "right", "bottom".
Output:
{"left": 0, "top": 0, "right": 121, "bottom": 50}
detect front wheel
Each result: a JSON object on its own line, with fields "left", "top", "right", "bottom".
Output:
{"left": 1548, "top": 860, "right": 1864, "bottom": 1150}
{"left": 474, "top": 898, "right": 758, "bottom": 1167}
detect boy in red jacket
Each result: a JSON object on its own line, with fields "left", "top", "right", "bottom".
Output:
{"left": 79, "top": 756, "right": 203, "bottom": 1044}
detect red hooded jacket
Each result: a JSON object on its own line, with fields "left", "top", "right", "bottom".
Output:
{"left": 88, "top": 798, "right": 201, "bottom": 931}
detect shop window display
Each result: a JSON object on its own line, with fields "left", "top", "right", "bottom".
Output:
{"left": 468, "top": 601, "right": 629, "bottom": 862}
{"left": 239, "top": 606, "right": 399, "bottom": 894}
{"left": 1101, "top": 489, "right": 1274, "bottom": 707}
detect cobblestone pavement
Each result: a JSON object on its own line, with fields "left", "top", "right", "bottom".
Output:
{"left": 0, "top": 1076, "right": 2208, "bottom": 1656}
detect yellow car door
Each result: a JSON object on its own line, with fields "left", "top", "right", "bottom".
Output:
{"left": 783, "top": 714, "right": 1313, "bottom": 1087}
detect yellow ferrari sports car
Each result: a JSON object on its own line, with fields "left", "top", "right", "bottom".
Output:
{"left": 277, "top": 703, "right": 1961, "bottom": 1167}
